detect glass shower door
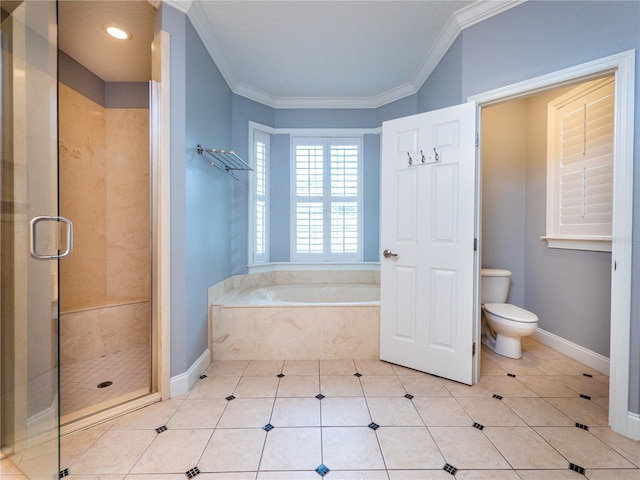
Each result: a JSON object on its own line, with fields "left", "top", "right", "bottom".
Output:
{"left": 1, "top": 1, "right": 61, "bottom": 478}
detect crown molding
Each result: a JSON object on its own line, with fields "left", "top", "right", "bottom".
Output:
{"left": 235, "top": 82, "right": 417, "bottom": 110}
{"left": 163, "top": 0, "right": 192, "bottom": 15}
{"left": 187, "top": 1, "right": 239, "bottom": 90}
{"left": 455, "top": 0, "right": 526, "bottom": 29}
{"left": 410, "top": 10, "right": 463, "bottom": 93}
{"left": 188, "top": 0, "right": 525, "bottom": 109}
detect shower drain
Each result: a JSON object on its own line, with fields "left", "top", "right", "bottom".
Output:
{"left": 97, "top": 381, "right": 113, "bottom": 389}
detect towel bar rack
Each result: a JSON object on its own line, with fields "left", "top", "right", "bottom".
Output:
{"left": 196, "top": 145, "right": 252, "bottom": 180}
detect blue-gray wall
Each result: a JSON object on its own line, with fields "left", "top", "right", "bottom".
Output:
{"left": 418, "top": 0, "right": 640, "bottom": 414}
{"left": 158, "top": 5, "right": 187, "bottom": 378}
{"left": 159, "top": 5, "right": 234, "bottom": 376}
{"left": 184, "top": 17, "right": 233, "bottom": 373}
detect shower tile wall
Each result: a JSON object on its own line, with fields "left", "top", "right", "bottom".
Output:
{"left": 59, "top": 83, "right": 150, "bottom": 416}
{"left": 59, "top": 83, "right": 150, "bottom": 311}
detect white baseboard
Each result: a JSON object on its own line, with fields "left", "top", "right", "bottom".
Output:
{"left": 532, "top": 328, "right": 610, "bottom": 375}
{"left": 627, "top": 412, "right": 640, "bottom": 441}
{"left": 170, "top": 348, "right": 210, "bottom": 398}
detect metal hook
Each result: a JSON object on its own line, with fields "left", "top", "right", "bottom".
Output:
{"left": 433, "top": 147, "right": 440, "bottom": 162}
{"left": 420, "top": 150, "right": 426, "bottom": 163}
{"left": 407, "top": 152, "right": 413, "bottom": 165}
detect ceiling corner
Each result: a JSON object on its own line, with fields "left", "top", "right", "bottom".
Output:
{"left": 410, "top": 12, "right": 463, "bottom": 94}
{"left": 455, "top": 0, "right": 527, "bottom": 30}
{"left": 234, "top": 83, "right": 278, "bottom": 109}
{"left": 163, "top": 0, "right": 192, "bottom": 15}
{"left": 187, "top": 1, "right": 238, "bottom": 90}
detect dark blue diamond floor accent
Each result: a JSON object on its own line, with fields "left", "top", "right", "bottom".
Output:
{"left": 575, "top": 422, "right": 589, "bottom": 431}
{"left": 507, "top": 373, "right": 516, "bottom": 377}
{"left": 583, "top": 373, "right": 593, "bottom": 378}
{"left": 404, "top": 393, "right": 414, "bottom": 399}
{"left": 199, "top": 374, "right": 207, "bottom": 379}
{"left": 493, "top": 394, "right": 503, "bottom": 400}
{"left": 354, "top": 372, "right": 362, "bottom": 377}
{"left": 368, "top": 422, "right": 380, "bottom": 430}
{"left": 155, "top": 425, "right": 168, "bottom": 434}
{"left": 277, "top": 373, "right": 285, "bottom": 378}
{"left": 186, "top": 466, "right": 200, "bottom": 478}
{"left": 59, "top": 469, "right": 70, "bottom": 478}
{"left": 316, "top": 394, "right": 325, "bottom": 400}
{"left": 580, "top": 394, "right": 592, "bottom": 400}
{"left": 569, "top": 463, "right": 586, "bottom": 475}
{"left": 263, "top": 423, "right": 274, "bottom": 432}
{"left": 226, "top": 395, "right": 236, "bottom": 401}
{"left": 443, "top": 463, "right": 458, "bottom": 475}
{"left": 315, "top": 464, "right": 330, "bottom": 476}
{"left": 472, "top": 422, "right": 484, "bottom": 430}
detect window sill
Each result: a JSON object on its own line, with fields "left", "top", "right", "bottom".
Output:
{"left": 247, "top": 262, "right": 380, "bottom": 274}
{"left": 541, "top": 236, "right": 612, "bottom": 252}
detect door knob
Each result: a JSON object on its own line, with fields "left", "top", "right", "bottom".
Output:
{"left": 383, "top": 249, "right": 398, "bottom": 258}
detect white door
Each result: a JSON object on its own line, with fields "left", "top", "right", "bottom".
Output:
{"left": 380, "top": 102, "right": 477, "bottom": 385}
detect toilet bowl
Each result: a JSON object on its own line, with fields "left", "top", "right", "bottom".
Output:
{"left": 481, "top": 269, "right": 538, "bottom": 359}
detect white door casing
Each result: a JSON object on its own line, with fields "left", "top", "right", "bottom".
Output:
{"left": 380, "top": 102, "right": 477, "bottom": 385}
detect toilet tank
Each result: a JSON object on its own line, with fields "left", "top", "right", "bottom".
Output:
{"left": 481, "top": 268, "right": 511, "bottom": 304}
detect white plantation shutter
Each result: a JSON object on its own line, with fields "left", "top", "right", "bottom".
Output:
{"left": 253, "top": 131, "right": 269, "bottom": 263}
{"left": 292, "top": 137, "right": 362, "bottom": 261}
{"left": 548, "top": 77, "right": 614, "bottom": 246}
{"left": 330, "top": 144, "right": 359, "bottom": 254}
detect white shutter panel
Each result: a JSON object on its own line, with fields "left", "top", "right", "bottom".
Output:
{"left": 556, "top": 79, "right": 614, "bottom": 237}
{"left": 330, "top": 143, "right": 359, "bottom": 254}
{"left": 294, "top": 142, "right": 325, "bottom": 258}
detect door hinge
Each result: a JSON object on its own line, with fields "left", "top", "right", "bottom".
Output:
{"left": 472, "top": 342, "right": 477, "bottom": 356}
{"left": 474, "top": 238, "right": 478, "bottom": 251}
{"left": 475, "top": 132, "right": 479, "bottom": 147}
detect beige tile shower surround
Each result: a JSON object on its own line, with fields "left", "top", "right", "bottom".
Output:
{"left": 4, "top": 339, "right": 635, "bottom": 479}
{"left": 58, "top": 83, "right": 150, "bottom": 312}
{"left": 58, "top": 83, "right": 150, "bottom": 364}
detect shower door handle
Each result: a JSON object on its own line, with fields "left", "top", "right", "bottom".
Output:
{"left": 30, "top": 216, "right": 74, "bottom": 260}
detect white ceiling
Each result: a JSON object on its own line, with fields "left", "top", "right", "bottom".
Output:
{"left": 58, "top": 0, "right": 522, "bottom": 108}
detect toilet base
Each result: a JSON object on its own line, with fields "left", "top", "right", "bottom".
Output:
{"left": 482, "top": 332, "right": 522, "bottom": 359}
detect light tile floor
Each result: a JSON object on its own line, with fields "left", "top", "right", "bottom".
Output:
{"left": 4, "top": 338, "right": 639, "bottom": 479}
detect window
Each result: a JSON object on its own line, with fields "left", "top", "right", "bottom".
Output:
{"left": 251, "top": 130, "right": 270, "bottom": 263}
{"left": 545, "top": 77, "right": 614, "bottom": 252}
{"left": 292, "top": 136, "right": 362, "bottom": 261}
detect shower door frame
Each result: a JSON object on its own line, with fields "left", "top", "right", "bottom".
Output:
{"left": 58, "top": 27, "right": 172, "bottom": 435}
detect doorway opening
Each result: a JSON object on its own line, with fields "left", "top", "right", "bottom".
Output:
{"left": 471, "top": 50, "right": 635, "bottom": 438}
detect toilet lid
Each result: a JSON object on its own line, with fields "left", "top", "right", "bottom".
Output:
{"left": 483, "top": 303, "right": 538, "bottom": 323}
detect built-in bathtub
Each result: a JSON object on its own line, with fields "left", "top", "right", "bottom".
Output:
{"left": 208, "top": 270, "right": 380, "bottom": 360}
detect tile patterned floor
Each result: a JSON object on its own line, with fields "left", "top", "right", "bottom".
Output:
{"left": 4, "top": 338, "right": 639, "bottom": 479}
{"left": 60, "top": 346, "right": 151, "bottom": 417}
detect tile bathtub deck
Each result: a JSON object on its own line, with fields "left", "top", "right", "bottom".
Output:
{"left": 14, "top": 338, "right": 640, "bottom": 479}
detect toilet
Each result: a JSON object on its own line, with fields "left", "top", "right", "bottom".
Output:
{"left": 481, "top": 268, "right": 538, "bottom": 359}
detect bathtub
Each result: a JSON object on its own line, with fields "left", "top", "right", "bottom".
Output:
{"left": 209, "top": 271, "right": 380, "bottom": 360}
{"left": 224, "top": 283, "right": 379, "bottom": 305}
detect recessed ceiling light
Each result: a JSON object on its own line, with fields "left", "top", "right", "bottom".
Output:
{"left": 104, "top": 25, "right": 131, "bottom": 40}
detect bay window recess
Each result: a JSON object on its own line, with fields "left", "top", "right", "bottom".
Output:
{"left": 292, "top": 136, "right": 362, "bottom": 262}
{"left": 544, "top": 76, "right": 614, "bottom": 252}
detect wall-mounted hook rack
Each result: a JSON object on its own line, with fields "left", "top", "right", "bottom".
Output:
{"left": 196, "top": 145, "right": 252, "bottom": 180}
{"left": 407, "top": 148, "right": 441, "bottom": 167}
